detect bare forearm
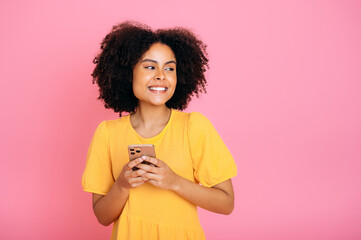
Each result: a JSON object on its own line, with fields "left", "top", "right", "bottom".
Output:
{"left": 93, "top": 184, "right": 130, "bottom": 226}
{"left": 91, "top": 158, "right": 149, "bottom": 226}
{"left": 172, "top": 177, "right": 234, "bottom": 215}
{"left": 137, "top": 157, "right": 234, "bottom": 214}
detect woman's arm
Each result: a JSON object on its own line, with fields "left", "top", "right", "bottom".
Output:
{"left": 92, "top": 158, "right": 148, "bottom": 226}
{"left": 138, "top": 156, "right": 235, "bottom": 215}
{"left": 92, "top": 185, "right": 129, "bottom": 226}
{"left": 174, "top": 177, "right": 234, "bottom": 215}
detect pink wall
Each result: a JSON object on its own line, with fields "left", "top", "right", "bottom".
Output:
{"left": 1, "top": 0, "right": 360, "bottom": 239}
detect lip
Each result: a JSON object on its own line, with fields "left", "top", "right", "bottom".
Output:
{"left": 147, "top": 85, "right": 168, "bottom": 94}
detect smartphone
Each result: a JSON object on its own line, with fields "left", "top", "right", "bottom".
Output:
{"left": 128, "top": 144, "right": 156, "bottom": 171}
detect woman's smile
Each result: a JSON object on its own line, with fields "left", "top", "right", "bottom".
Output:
{"left": 148, "top": 85, "right": 168, "bottom": 93}
{"left": 132, "top": 42, "right": 177, "bottom": 107}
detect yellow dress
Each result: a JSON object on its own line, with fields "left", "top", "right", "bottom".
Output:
{"left": 82, "top": 109, "right": 237, "bottom": 240}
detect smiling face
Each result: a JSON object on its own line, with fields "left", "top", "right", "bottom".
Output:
{"left": 132, "top": 42, "right": 177, "bottom": 108}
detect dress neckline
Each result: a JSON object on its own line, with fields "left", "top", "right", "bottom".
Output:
{"left": 127, "top": 108, "right": 174, "bottom": 142}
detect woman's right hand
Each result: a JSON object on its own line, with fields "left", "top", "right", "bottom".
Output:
{"left": 92, "top": 158, "right": 146, "bottom": 226}
{"left": 115, "top": 158, "right": 148, "bottom": 189}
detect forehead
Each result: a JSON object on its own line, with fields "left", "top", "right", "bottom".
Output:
{"left": 141, "top": 43, "right": 176, "bottom": 61}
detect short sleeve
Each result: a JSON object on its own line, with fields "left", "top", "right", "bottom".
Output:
{"left": 82, "top": 121, "right": 114, "bottom": 195}
{"left": 188, "top": 112, "right": 237, "bottom": 187}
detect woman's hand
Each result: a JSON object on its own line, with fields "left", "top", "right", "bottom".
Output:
{"left": 92, "top": 158, "right": 148, "bottom": 226}
{"left": 135, "top": 156, "right": 235, "bottom": 215}
{"left": 115, "top": 157, "right": 148, "bottom": 189}
{"left": 136, "top": 156, "right": 180, "bottom": 191}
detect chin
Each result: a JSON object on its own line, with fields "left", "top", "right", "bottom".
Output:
{"left": 138, "top": 95, "right": 173, "bottom": 107}
{"left": 150, "top": 98, "right": 172, "bottom": 106}
{"left": 150, "top": 101, "right": 168, "bottom": 106}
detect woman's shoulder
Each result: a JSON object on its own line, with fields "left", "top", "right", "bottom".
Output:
{"left": 188, "top": 111, "right": 212, "bottom": 128}
{"left": 94, "top": 115, "right": 130, "bottom": 132}
{"left": 172, "top": 110, "right": 213, "bottom": 131}
{"left": 172, "top": 109, "right": 209, "bottom": 121}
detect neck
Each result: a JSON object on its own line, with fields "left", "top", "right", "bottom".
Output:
{"left": 131, "top": 103, "right": 171, "bottom": 128}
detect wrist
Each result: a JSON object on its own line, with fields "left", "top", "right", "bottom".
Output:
{"left": 115, "top": 179, "right": 130, "bottom": 192}
{"left": 171, "top": 175, "right": 182, "bottom": 192}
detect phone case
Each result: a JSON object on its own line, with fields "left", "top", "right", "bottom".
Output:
{"left": 128, "top": 144, "right": 156, "bottom": 170}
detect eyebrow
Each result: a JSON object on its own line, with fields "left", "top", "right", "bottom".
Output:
{"left": 141, "top": 59, "right": 177, "bottom": 65}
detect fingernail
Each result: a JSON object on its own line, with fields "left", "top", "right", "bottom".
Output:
{"left": 142, "top": 156, "right": 146, "bottom": 160}
{"left": 139, "top": 158, "right": 143, "bottom": 162}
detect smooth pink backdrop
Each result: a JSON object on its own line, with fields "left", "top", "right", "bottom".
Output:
{"left": 1, "top": 0, "right": 360, "bottom": 239}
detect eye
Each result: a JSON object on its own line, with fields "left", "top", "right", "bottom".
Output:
{"left": 145, "top": 66, "right": 155, "bottom": 70}
{"left": 165, "top": 67, "right": 175, "bottom": 71}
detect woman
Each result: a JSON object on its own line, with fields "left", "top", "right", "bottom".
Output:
{"left": 82, "top": 21, "right": 237, "bottom": 240}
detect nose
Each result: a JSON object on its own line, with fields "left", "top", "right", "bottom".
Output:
{"left": 155, "top": 69, "right": 165, "bottom": 81}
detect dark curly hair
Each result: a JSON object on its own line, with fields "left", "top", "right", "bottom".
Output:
{"left": 92, "top": 21, "right": 209, "bottom": 117}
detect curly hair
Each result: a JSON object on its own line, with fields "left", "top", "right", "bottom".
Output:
{"left": 92, "top": 21, "right": 209, "bottom": 117}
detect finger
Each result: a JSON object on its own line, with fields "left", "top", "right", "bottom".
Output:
{"left": 147, "top": 179, "right": 158, "bottom": 187}
{"left": 141, "top": 156, "right": 161, "bottom": 167}
{"left": 130, "top": 181, "right": 146, "bottom": 188}
{"left": 129, "top": 176, "right": 147, "bottom": 185}
{"left": 143, "top": 172, "right": 161, "bottom": 181}
{"left": 128, "top": 176, "right": 147, "bottom": 188}
{"left": 127, "top": 158, "right": 144, "bottom": 169}
{"left": 130, "top": 169, "right": 147, "bottom": 177}
{"left": 137, "top": 163, "right": 159, "bottom": 174}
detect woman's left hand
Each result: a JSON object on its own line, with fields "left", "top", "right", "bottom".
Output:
{"left": 136, "top": 156, "right": 180, "bottom": 191}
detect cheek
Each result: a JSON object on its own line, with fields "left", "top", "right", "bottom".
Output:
{"left": 169, "top": 78, "right": 177, "bottom": 96}
{"left": 132, "top": 82, "right": 143, "bottom": 99}
{"left": 132, "top": 75, "right": 143, "bottom": 99}
{"left": 169, "top": 72, "right": 177, "bottom": 86}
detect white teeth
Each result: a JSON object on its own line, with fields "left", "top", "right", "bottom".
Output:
{"left": 149, "top": 87, "right": 167, "bottom": 91}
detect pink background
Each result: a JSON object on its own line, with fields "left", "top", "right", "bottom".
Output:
{"left": 1, "top": 0, "right": 360, "bottom": 239}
